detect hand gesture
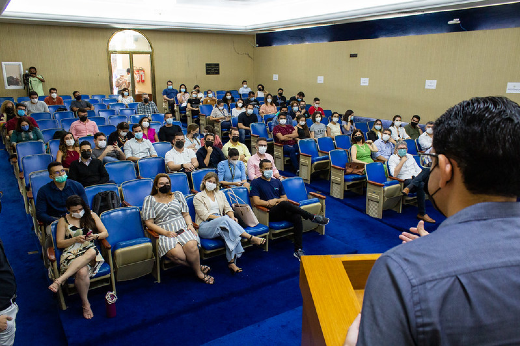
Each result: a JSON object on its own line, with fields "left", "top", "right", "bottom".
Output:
{"left": 399, "top": 220, "right": 429, "bottom": 243}
{"left": 85, "top": 234, "right": 96, "bottom": 242}
{"left": 75, "top": 235, "right": 86, "bottom": 243}
{"left": 400, "top": 155, "right": 408, "bottom": 162}
{"left": 185, "top": 163, "right": 195, "bottom": 172}
{"left": 366, "top": 140, "right": 373, "bottom": 144}
{"left": 188, "top": 224, "right": 197, "bottom": 235}
{"left": 166, "top": 231, "right": 177, "bottom": 238}
{"left": 207, "top": 146, "right": 213, "bottom": 154}
{"left": 0, "top": 315, "right": 13, "bottom": 332}
{"left": 343, "top": 313, "right": 361, "bottom": 346}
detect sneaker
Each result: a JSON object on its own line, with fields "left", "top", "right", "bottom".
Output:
{"left": 293, "top": 249, "right": 305, "bottom": 261}
{"left": 312, "top": 215, "right": 329, "bottom": 225}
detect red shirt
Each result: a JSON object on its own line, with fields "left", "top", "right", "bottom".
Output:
{"left": 273, "top": 124, "right": 296, "bottom": 146}
{"left": 44, "top": 96, "right": 64, "bottom": 105}
{"left": 309, "top": 106, "right": 324, "bottom": 116}
{"left": 6, "top": 116, "right": 39, "bottom": 133}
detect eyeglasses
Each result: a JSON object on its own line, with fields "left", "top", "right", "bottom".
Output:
{"left": 52, "top": 169, "right": 66, "bottom": 176}
{"left": 418, "top": 153, "right": 439, "bottom": 168}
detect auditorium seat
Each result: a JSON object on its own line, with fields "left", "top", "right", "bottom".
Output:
{"left": 36, "top": 119, "right": 59, "bottom": 131}
{"left": 121, "top": 178, "right": 154, "bottom": 208}
{"left": 130, "top": 115, "right": 141, "bottom": 124}
{"left": 20, "top": 154, "right": 53, "bottom": 213}
{"left": 167, "top": 172, "right": 190, "bottom": 196}
{"left": 78, "top": 136, "right": 95, "bottom": 147}
{"left": 98, "top": 109, "right": 117, "bottom": 119}
{"left": 48, "top": 105, "right": 65, "bottom": 114}
{"left": 127, "top": 102, "right": 139, "bottom": 109}
{"left": 151, "top": 114, "right": 165, "bottom": 123}
{"left": 93, "top": 103, "right": 108, "bottom": 115}
{"left": 97, "top": 125, "right": 116, "bottom": 136}
{"left": 105, "top": 161, "right": 137, "bottom": 185}
{"left": 190, "top": 168, "right": 216, "bottom": 193}
{"left": 30, "top": 112, "right": 52, "bottom": 121}
{"left": 119, "top": 108, "right": 136, "bottom": 117}
{"left": 404, "top": 139, "right": 418, "bottom": 155}
{"left": 48, "top": 139, "right": 60, "bottom": 160}
{"left": 365, "top": 162, "right": 402, "bottom": 219}
{"left": 137, "top": 157, "right": 166, "bottom": 179}
{"left": 53, "top": 111, "right": 74, "bottom": 123}
{"left": 108, "top": 115, "right": 128, "bottom": 127}
{"left": 41, "top": 129, "right": 61, "bottom": 143}
{"left": 152, "top": 142, "right": 171, "bottom": 158}
{"left": 298, "top": 138, "right": 330, "bottom": 183}
{"left": 328, "top": 149, "right": 366, "bottom": 199}
{"left": 88, "top": 116, "right": 107, "bottom": 126}
{"left": 60, "top": 118, "right": 76, "bottom": 132}
{"left": 317, "top": 136, "right": 335, "bottom": 154}
{"left": 335, "top": 135, "right": 352, "bottom": 150}
{"left": 250, "top": 122, "right": 273, "bottom": 155}
{"left": 84, "top": 183, "right": 120, "bottom": 210}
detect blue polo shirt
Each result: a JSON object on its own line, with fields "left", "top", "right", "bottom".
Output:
{"left": 250, "top": 177, "right": 285, "bottom": 201}
{"left": 35, "top": 179, "right": 88, "bottom": 224}
{"left": 162, "top": 88, "right": 178, "bottom": 100}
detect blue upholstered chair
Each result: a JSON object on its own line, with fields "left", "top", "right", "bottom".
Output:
{"left": 190, "top": 168, "right": 217, "bottom": 193}
{"left": 119, "top": 108, "right": 136, "bottom": 117}
{"left": 41, "top": 128, "right": 61, "bottom": 143}
{"left": 97, "top": 125, "right": 116, "bottom": 136}
{"left": 355, "top": 122, "right": 369, "bottom": 133}
{"left": 153, "top": 142, "right": 172, "bottom": 159}
{"left": 317, "top": 136, "right": 335, "bottom": 154}
{"left": 60, "top": 118, "right": 76, "bottom": 132}
{"left": 365, "top": 162, "right": 402, "bottom": 219}
{"left": 105, "top": 161, "right": 137, "bottom": 185}
{"left": 88, "top": 116, "right": 106, "bottom": 126}
{"left": 298, "top": 138, "right": 330, "bottom": 183}
{"left": 84, "top": 183, "right": 120, "bottom": 210}
{"left": 137, "top": 157, "right": 166, "bottom": 179}
{"left": 335, "top": 135, "right": 352, "bottom": 150}
{"left": 108, "top": 115, "right": 128, "bottom": 127}
{"left": 167, "top": 172, "right": 190, "bottom": 196}
{"left": 198, "top": 105, "right": 213, "bottom": 129}
{"left": 98, "top": 109, "right": 117, "bottom": 119}
{"left": 121, "top": 179, "right": 154, "bottom": 209}
{"left": 30, "top": 112, "right": 52, "bottom": 121}
{"left": 53, "top": 111, "right": 74, "bottom": 123}
{"left": 329, "top": 149, "right": 366, "bottom": 199}
{"left": 36, "top": 119, "right": 59, "bottom": 131}
{"left": 250, "top": 122, "right": 273, "bottom": 155}
{"left": 20, "top": 154, "right": 53, "bottom": 213}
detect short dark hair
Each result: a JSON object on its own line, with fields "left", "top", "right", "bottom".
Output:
{"left": 117, "top": 122, "right": 129, "bottom": 130}
{"left": 205, "top": 133, "right": 215, "bottom": 140}
{"left": 228, "top": 148, "right": 239, "bottom": 157}
{"left": 278, "top": 112, "right": 287, "bottom": 119}
{"left": 29, "top": 91, "right": 38, "bottom": 97}
{"left": 77, "top": 108, "right": 87, "bottom": 115}
{"left": 259, "top": 159, "right": 271, "bottom": 169}
{"left": 94, "top": 132, "right": 106, "bottom": 139}
{"left": 132, "top": 124, "right": 141, "bottom": 131}
{"left": 313, "top": 97, "right": 320, "bottom": 102}
{"left": 433, "top": 96, "right": 520, "bottom": 197}
{"left": 217, "top": 100, "right": 224, "bottom": 105}
{"left": 126, "top": 68, "right": 131, "bottom": 73}
{"left": 49, "top": 88, "right": 57, "bottom": 93}
{"left": 79, "top": 141, "right": 92, "bottom": 148}
{"left": 29, "top": 66, "right": 36, "bottom": 71}
{"left": 167, "top": 80, "right": 172, "bottom": 84}
{"left": 242, "top": 80, "right": 247, "bottom": 84}
{"left": 412, "top": 115, "right": 421, "bottom": 121}
{"left": 174, "top": 132, "right": 185, "bottom": 139}
{"left": 248, "top": 91, "right": 255, "bottom": 96}
{"left": 426, "top": 121, "right": 434, "bottom": 126}
{"left": 47, "top": 161, "right": 63, "bottom": 173}
{"left": 278, "top": 88, "right": 283, "bottom": 92}
{"left": 257, "top": 137, "right": 268, "bottom": 145}
{"left": 15, "top": 103, "right": 26, "bottom": 109}
{"left": 72, "top": 91, "right": 79, "bottom": 96}
{"left": 230, "top": 127, "right": 239, "bottom": 135}
{"left": 297, "top": 91, "right": 305, "bottom": 97}
{"left": 194, "top": 85, "right": 199, "bottom": 89}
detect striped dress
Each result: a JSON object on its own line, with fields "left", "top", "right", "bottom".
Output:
{"left": 141, "top": 192, "right": 200, "bottom": 258}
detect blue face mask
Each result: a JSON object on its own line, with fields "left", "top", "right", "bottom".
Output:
{"left": 250, "top": 97, "right": 254, "bottom": 101}
{"left": 21, "top": 125, "right": 29, "bottom": 131}
{"left": 398, "top": 149, "right": 407, "bottom": 157}
{"left": 181, "top": 88, "right": 186, "bottom": 92}
{"left": 263, "top": 169, "right": 273, "bottom": 179}
{"left": 292, "top": 106, "right": 298, "bottom": 112}
{"left": 193, "top": 133, "right": 199, "bottom": 138}
{"left": 167, "top": 85, "right": 173, "bottom": 89}
{"left": 55, "top": 173, "right": 67, "bottom": 183}
{"left": 165, "top": 118, "right": 173, "bottom": 125}
{"left": 17, "top": 109, "right": 25, "bottom": 116}
{"left": 134, "top": 132, "right": 144, "bottom": 140}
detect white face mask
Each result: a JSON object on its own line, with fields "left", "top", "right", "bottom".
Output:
{"left": 394, "top": 121, "right": 402, "bottom": 127}
{"left": 120, "top": 131, "right": 128, "bottom": 137}
{"left": 205, "top": 181, "right": 217, "bottom": 191}
{"left": 426, "top": 127, "right": 433, "bottom": 134}
{"left": 247, "top": 109, "right": 254, "bottom": 115}
{"left": 192, "top": 94, "right": 197, "bottom": 98}
{"left": 332, "top": 117, "right": 339, "bottom": 123}
{"left": 31, "top": 98, "right": 38, "bottom": 104}
{"left": 299, "top": 120, "right": 306, "bottom": 126}
{"left": 279, "top": 119, "right": 287, "bottom": 125}
{"left": 237, "top": 102, "right": 243, "bottom": 108}
{"left": 258, "top": 146, "right": 267, "bottom": 154}
{"left": 382, "top": 134, "right": 391, "bottom": 142}
{"left": 315, "top": 104, "right": 320, "bottom": 108}
{"left": 98, "top": 140, "right": 107, "bottom": 148}
{"left": 142, "top": 121, "right": 149, "bottom": 128}
{"left": 65, "top": 139, "right": 75, "bottom": 146}
{"left": 230, "top": 159, "right": 238, "bottom": 166}
{"left": 51, "top": 93, "right": 57, "bottom": 98}
{"left": 208, "top": 93, "right": 213, "bottom": 98}
{"left": 218, "top": 106, "right": 224, "bottom": 110}
{"left": 71, "top": 210, "right": 85, "bottom": 219}
{"left": 226, "top": 95, "right": 231, "bottom": 99}
{"left": 315, "top": 117, "right": 321, "bottom": 122}
{"left": 243, "top": 84, "right": 247, "bottom": 88}
{"left": 267, "top": 98, "right": 272, "bottom": 103}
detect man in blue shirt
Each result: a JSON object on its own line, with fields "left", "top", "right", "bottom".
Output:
{"left": 372, "top": 128, "right": 395, "bottom": 162}
{"left": 345, "top": 96, "right": 520, "bottom": 345}
{"left": 162, "top": 80, "right": 178, "bottom": 113}
{"left": 250, "top": 159, "right": 328, "bottom": 260}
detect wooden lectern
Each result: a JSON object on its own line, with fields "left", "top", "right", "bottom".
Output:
{"left": 300, "top": 254, "right": 380, "bottom": 346}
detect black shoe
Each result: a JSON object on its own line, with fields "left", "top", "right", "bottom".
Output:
{"left": 312, "top": 215, "right": 329, "bottom": 225}
{"left": 293, "top": 249, "right": 305, "bottom": 261}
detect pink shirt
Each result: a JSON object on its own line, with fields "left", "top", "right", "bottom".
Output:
{"left": 143, "top": 127, "right": 157, "bottom": 143}
{"left": 247, "top": 152, "right": 280, "bottom": 180}
{"left": 260, "top": 104, "right": 277, "bottom": 115}
{"left": 70, "top": 120, "right": 99, "bottom": 139}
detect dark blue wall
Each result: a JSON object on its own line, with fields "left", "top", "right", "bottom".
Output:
{"left": 256, "top": 2, "right": 520, "bottom": 47}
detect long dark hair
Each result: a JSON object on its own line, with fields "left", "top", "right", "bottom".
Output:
{"left": 59, "top": 132, "right": 77, "bottom": 160}
{"left": 66, "top": 195, "right": 97, "bottom": 232}
{"left": 351, "top": 129, "right": 366, "bottom": 144}
{"left": 15, "top": 116, "right": 34, "bottom": 132}
{"left": 151, "top": 173, "right": 172, "bottom": 196}
{"left": 343, "top": 110, "right": 354, "bottom": 124}
{"left": 296, "top": 114, "right": 310, "bottom": 138}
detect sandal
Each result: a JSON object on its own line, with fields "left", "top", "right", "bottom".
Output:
{"left": 48, "top": 279, "right": 61, "bottom": 293}
{"left": 200, "top": 265, "right": 211, "bottom": 274}
{"left": 199, "top": 273, "right": 215, "bottom": 284}
{"left": 249, "top": 235, "right": 266, "bottom": 246}
{"left": 228, "top": 261, "right": 243, "bottom": 274}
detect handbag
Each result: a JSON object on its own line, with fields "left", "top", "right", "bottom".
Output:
{"left": 227, "top": 189, "right": 259, "bottom": 227}
{"left": 345, "top": 162, "right": 365, "bottom": 175}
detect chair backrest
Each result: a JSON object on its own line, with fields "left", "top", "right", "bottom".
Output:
{"left": 108, "top": 94, "right": 119, "bottom": 100}
{"left": 366, "top": 162, "right": 387, "bottom": 184}
{"left": 329, "top": 149, "right": 348, "bottom": 168}
{"left": 152, "top": 142, "right": 172, "bottom": 158}
{"left": 323, "top": 110, "right": 332, "bottom": 119}
{"left": 130, "top": 115, "right": 142, "bottom": 124}
{"left": 199, "top": 105, "right": 213, "bottom": 116}
{"left": 355, "top": 123, "right": 369, "bottom": 133}
{"left": 149, "top": 122, "right": 162, "bottom": 133}
{"left": 105, "top": 161, "right": 137, "bottom": 185}
{"left": 93, "top": 103, "right": 108, "bottom": 113}
{"left": 108, "top": 115, "right": 128, "bottom": 126}
{"left": 222, "top": 186, "right": 252, "bottom": 207}
{"left": 30, "top": 170, "right": 52, "bottom": 201}
{"left": 17, "top": 96, "right": 30, "bottom": 103}
{"left": 306, "top": 118, "right": 313, "bottom": 128}
{"left": 185, "top": 195, "right": 197, "bottom": 222}
{"left": 404, "top": 139, "right": 418, "bottom": 155}
{"left": 317, "top": 137, "right": 335, "bottom": 153}
{"left": 89, "top": 99, "right": 100, "bottom": 104}
{"left": 413, "top": 155, "right": 421, "bottom": 167}
{"left": 36, "top": 119, "right": 59, "bottom": 131}
{"left": 16, "top": 141, "right": 45, "bottom": 160}
{"left": 48, "top": 105, "right": 64, "bottom": 114}
{"left": 230, "top": 90, "right": 240, "bottom": 99}
{"left": 63, "top": 99, "right": 73, "bottom": 108}
{"left": 137, "top": 157, "right": 166, "bottom": 179}
{"left": 78, "top": 136, "right": 95, "bottom": 148}
{"left": 97, "top": 125, "right": 116, "bottom": 136}
{"left": 91, "top": 94, "right": 105, "bottom": 100}
{"left": 50, "top": 221, "right": 64, "bottom": 262}
{"left": 101, "top": 207, "right": 146, "bottom": 246}
{"left": 119, "top": 108, "right": 136, "bottom": 116}
{"left": 48, "top": 139, "right": 60, "bottom": 160}
{"left": 0, "top": 96, "right": 14, "bottom": 103}
{"left": 21, "top": 154, "right": 52, "bottom": 186}
{"left": 281, "top": 177, "right": 309, "bottom": 204}
{"left": 31, "top": 112, "right": 52, "bottom": 121}
{"left": 335, "top": 135, "right": 352, "bottom": 150}
{"left": 298, "top": 138, "right": 320, "bottom": 158}
{"left": 231, "top": 117, "right": 238, "bottom": 128}
{"left": 121, "top": 179, "right": 154, "bottom": 208}
{"left": 60, "top": 118, "right": 76, "bottom": 132}
{"left": 102, "top": 99, "right": 113, "bottom": 105}
{"left": 81, "top": 94, "right": 90, "bottom": 100}
{"left": 61, "top": 95, "right": 72, "bottom": 100}
{"left": 99, "top": 109, "right": 117, "bottom": 119}
{"left": 53, "top": 111, "right": 74, "bottom": 122}
{"left": 251, "top": 122, "right": 269, "bottom": 138}
{"left": 151, "top": 114, "right": 164, "bottom": 123}
{"left": 191, "top": 168, "right": 217, "bottom": 192}
{"left": 167, "top": 173, "right": 190, "bottom": 196}
{"left": 84, "top": 183, "right": 120, "bottom": 209}
{"left": 127, "top": 102, "right": 139, "bottom": 109}
{"left": 41, "top": 128, "right": 60, "bottom": 143}
{"left": 87, "top": 110, "right": 96, "bottom": 118}
{"left": 109, "top": 103, "right": 125, "bottom": 111}
{"left": 89, "top": 116, "right": 106, "bottom": 126}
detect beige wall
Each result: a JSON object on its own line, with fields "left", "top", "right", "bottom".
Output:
{"left": 0, "top": 23, "right": 255, "bottom": 103}
{"left": 253, "top": 27, "right": 520, "bottom": 122}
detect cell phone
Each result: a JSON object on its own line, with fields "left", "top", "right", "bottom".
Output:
{"left": 84, "top": 230, "right": 93, "bottom": 237}
{"left": 175, "top": 229, "right": 185, "bottom": 236}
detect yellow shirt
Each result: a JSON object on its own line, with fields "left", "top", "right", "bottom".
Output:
{"left": 222, "top": 141, "right": 251, "bottom": 163}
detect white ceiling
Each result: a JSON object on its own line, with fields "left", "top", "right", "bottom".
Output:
{"left": 0, "top": 0, "right": 517, "bottom": 33}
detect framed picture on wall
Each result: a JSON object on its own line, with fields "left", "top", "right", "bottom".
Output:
{"left": 2, "top": 62, "right": 24, "bottom": 89}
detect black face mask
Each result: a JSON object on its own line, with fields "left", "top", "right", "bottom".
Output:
{"left": 79, "top": 116, "right": 88, "bottom": 122}
{"left": 411, "top": 122, "right": 418, "bottom": 127}
{"left": 5, "top": 107, "right": 13, "bottom": 114}
{"left": 75, "top": 95, "right": 81, "bottom": 101}
{"left": 143, "top": 98, "right": 149, "bottom": 103}
{"left": 175, "top": 140, "right": 184, "bottom": 149}
{"left": 231, "top": 136, "right": 239, "bottom": 142}
{"left": 206, "top": 141, "right": 214, "bottom": 148}
{"left": 158, "top": 185, "right": 171, "bottom": 194}
{"left": 278, "top": 92, "right": 283, "bottom": 96}
{"left": 424, "top": 160, "right": 451, "bottom": 217}
{"left": 258, "top": 87, "right": 262, "bottom": 91}
{"left": 81, "top": 151, "right": 91, "bottom": 160}
{"left": 354, "top": 136, "right": 363, "bottom": 142}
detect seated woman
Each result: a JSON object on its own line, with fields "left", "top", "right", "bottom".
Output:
{"left": 1, "top": 100, "right": 16, "bottom": 125}
{"left": 367, "top": 119, "right": 384, "bottom": 142}
{"left": 142, "top": 174, "right": 214, "bottom": 284}
{"left": 389, "top": 114, "right": 410, "bottom": 141}
{"left": 259, "top": 94, "right": 277, "bottom": 117}
{"left": 200, "top": 125, "right": 223, "bottom": 149}
{"left": 221, "top": 91, "right": 235, "bottom": 112}
{"left": 10, "top": 116, "right": 44, "bottom": 147}
{"left": 326, "top": 112, "right": 342, "bottom": 138}
{"left": 350, "top": 129, "right": 378, "bottom": 168}
{"left": 185, "top": 123, "right": 201, "bottom": 152}
{"left": 177, "top": 84, "right": 189, "bottom": 114}
{"left": 187, "top": 90, "right": 201, "bottom": 118}
{"left": 194, "top": 172, "right": 265, "bottom": 273}
{"left": 232, "top": 99, "right": 245, "bottom": 118}
{"left": 310, "top": 112, "right": 326, "bottom": 139}
{"left": 118, "top": 88, "right": 134, "bottom": 105}
{"left": 56, "top": 132, "right": 80, "bottom": 170}
{"left": 48, "top": 195, "right": 109, "bottom": 319}
{"left": 255, "top": 84, "right": 268, "bottom": 98}
{"left": 295, "top": 114, "right": 310, "bottom": 140}
{"left": 208, "top": 100, "right": 231, "bottom": 130}
{"left": 342, "top": 110, "right": 356, "bottom": 136}
{"left": 107, "top": 122, "right": 133, "bottom": 148}
{"left": 139, "top": 116, "right": 158, "bottom": 143}
{"left": 218, "top": 148, "right": 250, "bottom": 189}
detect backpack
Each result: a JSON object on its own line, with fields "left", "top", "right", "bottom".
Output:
{"left": 91, "top": 191, "right": 120, "bottom": 215}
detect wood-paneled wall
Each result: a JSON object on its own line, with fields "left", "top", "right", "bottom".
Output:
{"left": 253, "top": 27, "right": 520, "bottom": 122}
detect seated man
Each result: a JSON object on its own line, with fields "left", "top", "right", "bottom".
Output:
{"left": 70, "top": 91, "right": 94, "bottom": 113}
{"left": 272, "top": 106, "right": 293, "bottom": 126}
{"left": 250, "top": 159, "right": 328, "bottom": 260}
{"left": 165, "top": 132, "right": 198, "bottom": 173}
{"left": 203, "top": 90, "right": 217, "bottom": 106}
{"left": 91, "top": 132, "right": 126, "bottom": 164}
{"left": 239, "top": 80, "right": 251, "bottom": 95}
{"left": 196, "top": 133, "right": 226, "bottom": 169}
{"left": 68, "top": 141, "right": 111, "bottom": 187}
{"left": 237, "top": 104, "right": 257, "bottom": 143}
{"left": 162, "top": 80, "right": 178, "bottom": 113}
{"left": 404, "top": 114, "right": 423, "bottom": 140}
{"left": 273, "top": 112, "right": 299, "bottom": 172}
{"left": 418, "top": 121, "right": 434, "bottom": 152}
{"left": 158, "top": 112, "right": 182, "bottom": 143}
{"left": 5, "top": 103, "right": 38, "bottom": 137}
{"left": 247, "top": 137, "right": 283, "bottom": 180}
{"left": 273, "top": 88, "right": 286, "bottom": 108}
{"left": 208, "top": 99, "right": 230, "bottom": 128}
{"left": 24, "top": 91, "right": 49, "bottom": 115}
{"left": 222, "top": 128, "right": 251, "bottom": 164}
{"left": 123, "top": 124, "right": 158, "bottom": 162}
{"left": 308, "top": 97, "right": 324, "bottom": 116}
{"left": 244, "top": 91, "right": 259, "bottom": 108}
{"left": 44, "top": 87, "right": 64, "bottom": 106}
{"left": 388, "top": 141, "right": 435, "bottom": 223}
{"left": 218, "top": 148, "right": 249, "bottom": 189}
{"left": 372, "top": 128, "right": 395, "bottom": 162}
{"left": 70, "top": 108, "right": 99, "bottom": 139}
{"left": 136, "top": 93, "right": 159, "bottom": 116}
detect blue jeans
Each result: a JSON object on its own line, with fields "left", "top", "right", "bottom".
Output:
{"left": 404, "top": 168, "right": 430, "bottom": 215}
{"left": 283, "top": 144, "right": 299, "bottom": 172}
{"left": 238, "top": 129, "right": 250, "bottom": 143}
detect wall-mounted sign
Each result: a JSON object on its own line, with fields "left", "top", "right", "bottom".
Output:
{"left": 206, "top": 63, "right": 220, "bottom": 75}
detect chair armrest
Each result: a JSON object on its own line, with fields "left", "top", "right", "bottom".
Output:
{"left": 389, "top": 176, "right": 404, "bottom": 182}
{"left": 18, "top": 172, "right": 23, "bottom": 179}
{"left": 367, "top": 180, "right": 384, "bottom": 187}
{"left": 137, "top": 175, "right": 143, "bottom": 179}
{"left": 274, "top": 143, "right": 283, "bottom": 147}
{"left": 47, "top": 247, "right": 56, "bottom": 262}
{"left": 309, "top": 192, "right": 326, "bottom": 199}
{"left": 331, "top": 164, "right": 345, "bottom": 171}
{"left": 27, "top": 190, "right": 33, "bottom": 199}
{"left": 300, "top": 153, "right": 312, "bottom": 157}
{"left": 318, "top": 150, "right": 328, "bottom": 154}
{"left": 288, "top": 199, "right": 300, "bottom": 206}
{"left": 255, "top": 205, "right": 270, "bottom": 212}
{"left": 145, "top": 227, "right": 159, "bottom": 238}
{"left": 191, "top": 189, "right": 198, "bottom": 194}
{"left": 251, "top": 134, "right": 259, "bottom": 138}
{"left": 100, "top": 239, "right": 111, "bottom": 249}
{"left": 122, "top": 201, "right": 131, "bottom": 207}
{"left": 193, "top": 223, "right": 199, "bottom": 230}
